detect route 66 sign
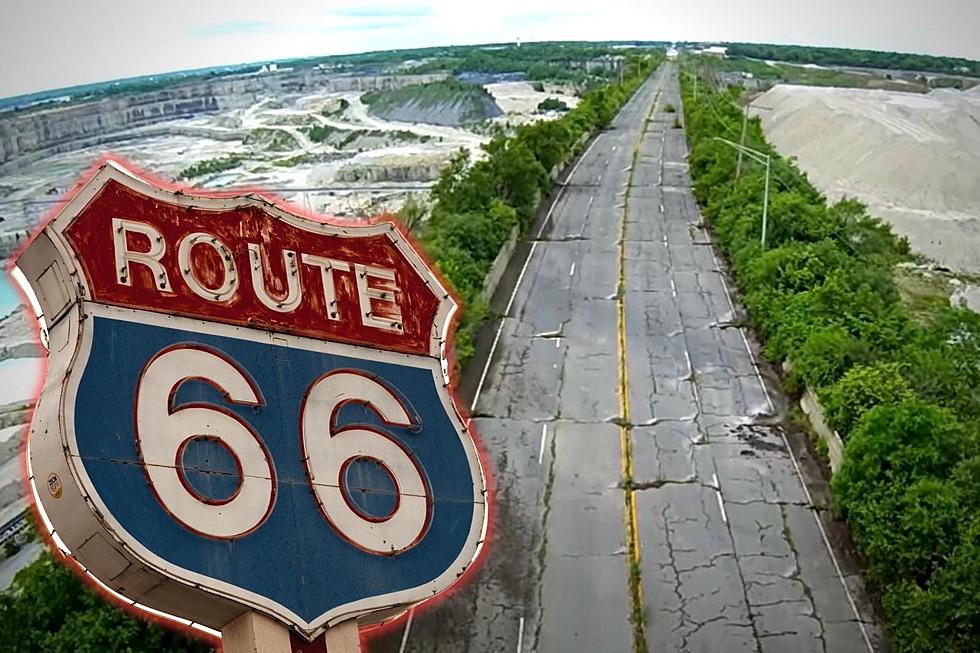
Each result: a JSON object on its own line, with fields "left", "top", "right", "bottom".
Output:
{"left": 18, "top": 161, "right": 488, "bottom": 640}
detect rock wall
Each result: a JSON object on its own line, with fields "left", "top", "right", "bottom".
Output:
{"left": 0, "top": 72, "right": 446, "bottom": 169}
{"left": 368, "top": 95, "right": 503, "bottom": 126}
{"left": 335, "top": 160, "right": 447, "bottom": 183}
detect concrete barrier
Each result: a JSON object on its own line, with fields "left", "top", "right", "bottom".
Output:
{"left": 480, "top": 226, "right": 519, "bottom": 302}
{"left": 799, "top": 387, "right": 845, "bottom": 473}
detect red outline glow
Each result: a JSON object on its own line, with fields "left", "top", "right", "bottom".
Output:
{"left": 12, "top": 156, "right": 493, "bottom": 646}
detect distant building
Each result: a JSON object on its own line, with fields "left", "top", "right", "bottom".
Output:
{"left": 703, "top": 46, "right": 728, "bottom": 58}
{"left": 258, "top": 63, "right": 292, "bottom": 75}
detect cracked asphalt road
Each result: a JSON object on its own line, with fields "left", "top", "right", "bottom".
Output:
{"left": 371, "top": 64, "right": 883, "bottom": 653}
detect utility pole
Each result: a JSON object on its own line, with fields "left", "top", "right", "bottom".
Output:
{"left": 714, "top": 137, "right": 771, "bottom": 248}
{"left": 735, "top": 104, "right": 748, "bottom": 183}
{"left": 762, "top": 154, "right": 771, "bottom": 249}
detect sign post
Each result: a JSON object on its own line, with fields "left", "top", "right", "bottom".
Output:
{"left": 16, "top": 161, "right": 488, "bottom": 650}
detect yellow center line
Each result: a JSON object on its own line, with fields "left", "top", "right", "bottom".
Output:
{"left": 618, "top": 64, "right": 668, "bottom": 653}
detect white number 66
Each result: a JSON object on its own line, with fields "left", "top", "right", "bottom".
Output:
{"left": 135, "top": 346, "right": 429, "bottom": 554}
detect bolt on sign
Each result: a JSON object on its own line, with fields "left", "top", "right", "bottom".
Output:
{"left": 17, "top": 161, "right": 488, "bottom": 642}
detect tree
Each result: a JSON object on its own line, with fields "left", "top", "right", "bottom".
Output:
{"left": 480, "top": 135, "right": 548, "bottom": 228}
{"left": 536, "top": 97, "right": 569, "bottom": 113}
{"left": 793, "top": 326, "right": 869, "bottom": 390}
{"left": 517, "top": 120, "right": 573, "bottom": 173}
{"left": 0, "top": 552, "right": 211, "bottom": 653}
{"left": 832, "top": 400, "right": 974, "bottom": 516}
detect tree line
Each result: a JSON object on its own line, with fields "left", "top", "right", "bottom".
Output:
{"left": 680, "top": 63, "right": 980, "bottom": 653}
{"left": 724, "top": 42, "right": 980, "bottom": 77}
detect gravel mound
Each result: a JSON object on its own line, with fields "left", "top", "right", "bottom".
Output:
{"left": 752, "top": 85, "right": 980, "bottom": 273}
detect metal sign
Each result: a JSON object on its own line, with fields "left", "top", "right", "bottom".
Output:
{"left": 17, "top": 161, "right": 487, "bottom": 640}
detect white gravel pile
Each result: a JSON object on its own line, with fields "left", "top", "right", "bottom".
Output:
{"left": 752, "top": 84, "right": 980, "bottom": 273}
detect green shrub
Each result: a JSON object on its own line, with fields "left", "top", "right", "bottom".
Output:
{"left": 901, "top": 308, "right": 980, "bottom": 419}
{"left": 831, "top": 400, "right": 977, "bottom": 588}
{"left": 306, "top": 124, "right": 337, "bottom": 142}
{"left": 0, "top": 552, "right": 210, "bottom": 653}
{"left": 176, "top": 155, "right": 243, "bottom": 180}
{"left": 832, "top": 400, "right": 972, "bottom": 514}
{"left": 823, "top": 362, "right": 913, "bottom": 436}
{"left": 793, "top": 326, "right": 869, "bottom": 390}
{"left": 741, "top": 241, "right": 850, "bottom": 296}
{"left": 850, "top": 477, "right": 963, "bottom": 586}
{"left": 536, "top": 97, "right": 569, "bottom": 113}
{"left": 882, "top": 515, "right": 980, "bottom": 653}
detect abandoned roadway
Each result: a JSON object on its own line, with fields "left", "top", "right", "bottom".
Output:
{"left": 373, "top": 63, "right": 884, "bottom": 653}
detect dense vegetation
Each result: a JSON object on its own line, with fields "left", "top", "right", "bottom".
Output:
{"left": 410, "top": 51, "right": 663, "bottom": 367}
{"left": 0, "top": 551, "right": 211, "bottom": 653}
{"left": 724, "top": 42, "right": 980, "bottom": 77}
{"left": 306, "top": 124, "right": 425, "bottom": 148}
{"left": 714, "top": 56, "right": 912, "bottom": 89}
{"left": 407, "top": 42, "right": 662, "bottom": 85}
{"left": 536, "top": 97, "right": 569, "bottom": 113}
{"left": 680, "top": 60, "right": 980, "bottom": 652}
{"left": 176, "top": 155, "right": 244, "bottom": 180}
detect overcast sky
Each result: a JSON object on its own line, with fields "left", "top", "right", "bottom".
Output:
{"left": 1, "top": 0, "right": 978, "bottom": 98}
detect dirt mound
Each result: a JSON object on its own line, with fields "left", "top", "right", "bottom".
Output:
{"left": 753, "top": 85, "right": 980, "bottom": 273}
{"left": 363, "top": 80, "right": 503, "bottom": 126}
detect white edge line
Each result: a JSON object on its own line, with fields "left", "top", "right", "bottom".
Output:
{"left": 779, "top": 430, "right": 876, "bottom": 653}
{"left": 516, "top": 615, "right": 525, "bottom": 652}
{"left": 506, "top": 240, "right": 539, "bottom": 316}
{"left": 708, "top": 245, "right": 775, "bottom": 415}
{"left": 538, "top": 424, "right": 548, "bottom": 465}
{"left": 471, "top": 132, "right": 599, "bottom": 411}
{"left": 712, "top": 473, "right": 727, "bottom": 523}
{"left": 692, "top": 118, "right": 871, "bottom": 650}
{"left": 470, "top": 318, "right": 507, "bottom": 413}
{"left": 471, "top": 237, "right": 540, "bottom": 412}
{"left": 569, "top": 262, "right": 576, "bottom": 277}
